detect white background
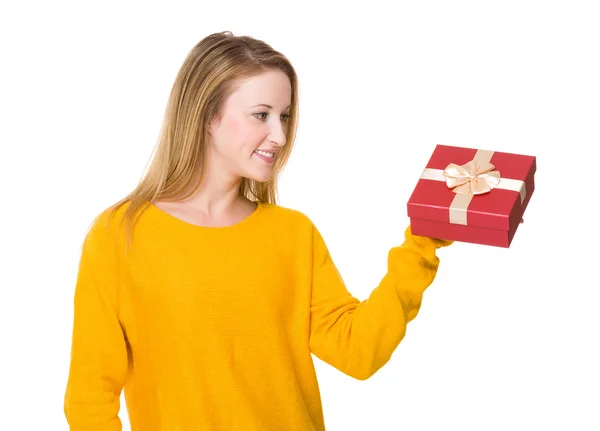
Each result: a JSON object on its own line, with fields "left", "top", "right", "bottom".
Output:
{"left": 1, "top": 1, "right": 599, "bottom": 430}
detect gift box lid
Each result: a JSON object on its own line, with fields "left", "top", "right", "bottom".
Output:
{"left": 407, "top": 144, "right": 536, "bottom": 231}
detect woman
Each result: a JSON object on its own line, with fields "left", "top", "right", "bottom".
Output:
{"left": 64, "top": 31, "right": 453, "bottom": 431}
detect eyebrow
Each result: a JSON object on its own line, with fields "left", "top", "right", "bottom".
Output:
{"left": 251, "top": 104, "right": 291, "bottom": 110}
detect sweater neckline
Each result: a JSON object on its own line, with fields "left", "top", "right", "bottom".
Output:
{"left": 146, "top": 200, "right": 265, "bottom": 231}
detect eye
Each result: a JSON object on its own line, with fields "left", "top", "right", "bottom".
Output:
{"left": 281, "top": 113, "right": 291, "bottom": 121}
{"left": 253, "top": 112, "right": 268, "bottom": 121}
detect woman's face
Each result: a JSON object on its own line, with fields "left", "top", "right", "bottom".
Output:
{"left": 207, "top": 69, "right": 292, "bottom": 183}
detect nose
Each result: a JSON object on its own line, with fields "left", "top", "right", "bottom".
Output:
{"left": 268, "top": 119, "right": 287, "bottom": 147}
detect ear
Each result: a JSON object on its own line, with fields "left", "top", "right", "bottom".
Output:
{"left": 206, "top": 122, "right": 215, "bottom": 140}
{"left": 207, "top": 114, "right": 222, "bottom": 137}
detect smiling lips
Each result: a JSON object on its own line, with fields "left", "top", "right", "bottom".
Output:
{"left": 254, "top": 149, "right": 275, "bottom": 163}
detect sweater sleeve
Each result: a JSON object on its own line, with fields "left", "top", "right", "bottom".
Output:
{"left": 64, "top": 216, "right": 129, "bottom": 430}
{"left": 308, "top": 223, "right": 452, "bottom": 380}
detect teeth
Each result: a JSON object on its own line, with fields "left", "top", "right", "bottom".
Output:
{"left": 256, "top": 150, "right": 274, "bottom": 157}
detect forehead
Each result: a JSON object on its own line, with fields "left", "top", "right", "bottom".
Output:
{"left": 227, "top": 70, "right": 291, "bottom": 108}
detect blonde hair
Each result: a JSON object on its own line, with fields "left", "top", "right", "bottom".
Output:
{"left": 102, "top": 31, "right": 299, "bottom": 252}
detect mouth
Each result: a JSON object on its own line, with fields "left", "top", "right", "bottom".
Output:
{"left": 253, "top": 149, "right": 276, "bottom": 163}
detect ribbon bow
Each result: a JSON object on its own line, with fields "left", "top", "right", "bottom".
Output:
{"left": 442, "top": 159, "right": 501, "bottom": 195}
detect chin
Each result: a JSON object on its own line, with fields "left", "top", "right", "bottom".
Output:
{"left": 244, "top": 171, "right": 273, "bottom": 183}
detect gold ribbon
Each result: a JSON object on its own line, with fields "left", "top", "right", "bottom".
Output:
{"left": 420, "top": 149, "right": 526, "bottom": 225}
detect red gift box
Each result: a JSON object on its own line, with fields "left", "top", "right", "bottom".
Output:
{"left": 407, "top": 144, "right": 536, "bottom": 247}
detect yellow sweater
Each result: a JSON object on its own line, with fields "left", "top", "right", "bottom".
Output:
{"left": 64, "top": 201, "right": 452, "bottom": 430}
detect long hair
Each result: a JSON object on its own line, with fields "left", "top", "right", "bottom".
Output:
{"left": 102, "top": 31, "right": 299, "bottom": 252}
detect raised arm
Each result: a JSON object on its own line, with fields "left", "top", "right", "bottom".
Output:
{"left": 308, "top": 224, "right": 452, "bottom": 380}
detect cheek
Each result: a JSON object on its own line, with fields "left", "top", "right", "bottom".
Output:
{"left": 214, "top": 117, "right": 241, "bottom": 150}
{"left": 214, "top": 116, "right": 261, "bottom": 157}
{"left": 230, "top": 119, "right": 263, "bottom": 152}
{"left": 220, "top": 116, "right": 240, "bottom": 139}
{"left": 225, "top": 117, "right": 255, "bottom": 143}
